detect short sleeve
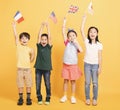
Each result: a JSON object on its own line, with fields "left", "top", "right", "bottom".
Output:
{"left": 98, "top": 43, "right": 103, "bottom": 50}
{"left": 84, "top": 38, "right": 89, "bottom": 43}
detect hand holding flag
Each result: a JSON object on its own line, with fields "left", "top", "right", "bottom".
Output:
{"left": 14, "top": 11, "right": 24, "bottom": 23}
{"left": 88, "top": 1, "right": 94, "bottom": 15}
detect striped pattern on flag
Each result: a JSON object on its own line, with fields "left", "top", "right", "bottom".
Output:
{"left": 50, "top": 11, "right": 57, "bottom": 23}
{"left": 14, "top": 11, "right": 24, "bottom": 23}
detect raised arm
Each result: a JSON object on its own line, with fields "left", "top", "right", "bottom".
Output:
{"left": 45, "top": 22, "right": 52, "bottom": 46}
{"left": 12, "top": 22, "right": 19, "bottom": 45}
{"left": 62, "top": 17, "right": 67, "bottom": 41}
{"left": 80, "top": 14, "right": 87, "bottom": 41}
{"left": 37, "top": 22, "right": 45, "bottom": 44}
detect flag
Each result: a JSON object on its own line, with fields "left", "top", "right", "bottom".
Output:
{"left": 49, "top": 11, "right": 57, "bottom": 23}
{"left": 88, "top": 1, "right": 94, "bottom": 15}
{"left": 14, "top": 11, "right": 24, "bottom": 23}
{"left": 68, "top": 5, "right": 79, "bottom": 13}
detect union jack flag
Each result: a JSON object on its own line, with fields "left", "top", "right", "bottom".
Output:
{"left": 68, "top": 5, "right": 79, "bottom": 13}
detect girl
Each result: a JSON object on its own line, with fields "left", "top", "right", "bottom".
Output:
{"left": 34, "top": 22, "right": 52, "bottom": 105}
{"left": 80, "top": 14, "right": 103, "bottom": 106}
{"left": 60, "top": 17, "right": 83, "bottom": 104}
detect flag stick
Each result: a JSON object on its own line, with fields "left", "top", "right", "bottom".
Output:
{"left": 45, "top": 16, "right": 49, "bottom": 22}
{"left": 65, "top": 12, "right": 68, "bottom": 18}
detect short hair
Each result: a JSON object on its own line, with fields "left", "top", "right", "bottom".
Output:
{"left": 19, "top": 32, "right": 30, "bottom": 40}
{"left": 41, "top": 33, "right": 48, "bottom": 39}
{"left": 67, "top": 30, "right": 77, "bottom": 38}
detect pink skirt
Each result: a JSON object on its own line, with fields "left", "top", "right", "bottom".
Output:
{"left": 62, "top": 63, "right": 82, "bottom": 80}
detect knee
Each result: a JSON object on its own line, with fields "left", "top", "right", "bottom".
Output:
{"left": 85, "top": 82, "right": 90, "bottom": 87}
{"left": 93, "top": 83, "right": 98, "bottom": 88}
{"left": 71, "top": 80, "right": 76, "bottom": 85}
{"left": 64, "top": 79, "right": 69, "bottom": 84}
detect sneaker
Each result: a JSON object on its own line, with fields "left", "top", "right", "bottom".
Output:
{"left": 71, "top": 96, "right": 76, "bottom": 104}
{"left": 17, "top": 98, "right": 23, "bottom": 105}
{"left": 26, "top": 98, "right": 32, "bottom": 105}
{"left": 60, "top": 96, "right": 67, "bottom": 103}
{"left": 85, "top": 99, "right": 90, "bottom": 105}
{"left": 92, "top": 99, "right": 97, "bottom": 106}
{"left": 38, "top": 96, "right": 43, "bottom": 105}
{"left": 45, "top": 97, "right": 50, "bottom": 105}
{"left": 38, "top": 101, "right": 43, "bottom": 105}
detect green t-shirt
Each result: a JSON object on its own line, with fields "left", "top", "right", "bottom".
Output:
{"left": 34, "top": 43, "right": 52, "bottom": 70}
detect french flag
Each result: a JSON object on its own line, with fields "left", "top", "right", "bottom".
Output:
{"left": 14, "top": 11, "right": 24, "bottom": 23}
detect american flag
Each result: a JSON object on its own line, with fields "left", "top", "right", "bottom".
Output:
{"left": 50, "top": 11, "right": 57, "bottom": 23}
{"left": 68, "top": 5, "right": 79, "bottom": 13}
{"left": 14, "top": 11, "right": 24, "bottom": 23}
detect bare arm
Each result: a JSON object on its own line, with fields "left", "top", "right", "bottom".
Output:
{"left": 80, "top": 14, "right": 87, "bottom": 41}
{"left": 62, "top": 17, "right": 67, "bottom": 42}
{"left": 98, "top": 50, "right": 102, "bottom": 74}
{"left": 12, "top": 22, "right": 19, "bottom": 45}
{"left": 37, "top": 22, "right": 45, "bottom": 44}
{"left": 45, "top": 22, "right": 52, "bottom": 46}
{"left": 30, "top": 48, "right": 35, "bottom": 62}
{"left": 73, "top": 39, "right": 83, "bottom": 52}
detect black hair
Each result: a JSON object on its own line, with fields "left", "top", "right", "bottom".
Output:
{"left": 41, "top": 33, "right": 48, "bottom": 39}
{"left": 67, "top": 30, "right": 77, "bottom": 38}
{"left": 87, "top": 26, "right": 99, "bottom": 44}
{"left": 19, "top": 32, "right": 30, "bottom": 40}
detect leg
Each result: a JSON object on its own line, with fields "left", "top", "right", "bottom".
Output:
{"left": 43, "top": 70, "right": 51, "bottom": 104}
{"left": 43, "top": 70, "right": 51, "bottom": 98}
{"left": 17, "top": 87, "right": 24, "bottom": 105}
{"left": 63, "top": 79, "right": 69, "bottom": 95}
{"left": 84, "top": 63, "right": 91, "bottom": 100}
{"left": 60, "top": 79, "right": 69, "bottom": 102}
{"left": 26, "top": 87, "right": 32, "bottom": 105}
{"left": 71, "top": 80, "right": 76, "bottom": 104}
{"left": 25, "top": 69, "right": 32, "bottom": 105}
{"left": 35, "top": 69, "right": 42, "bottom": 100}
{"left": 17, "top": 69, "right": 24, "bottom": 105}
{"left": 91, "top": 64, "right": 99, "bottom": 101}
{"left": 71, "top": 80, "right": 76, "bottom": 96}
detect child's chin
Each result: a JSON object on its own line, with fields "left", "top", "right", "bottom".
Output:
{"left": 42, "top": 44, "right": 47, "bottom": 47}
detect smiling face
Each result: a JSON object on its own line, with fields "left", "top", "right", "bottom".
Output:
{"left": 89, "top": 28, "right": 98, "bottom": 40}
{"left": 67, "top": 30, "right": 77, "bottom": 42}
{"left": 20, "top": 35, "right": 29, "bottom": 46}
{"left": 40, "top": 36, "right": 48, "bottom": 47}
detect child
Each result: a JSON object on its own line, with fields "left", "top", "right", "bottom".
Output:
{"left": 80, "top": 14, "right": 103, "bottom": 106}
{"left": 34, "top": 22, "right": 52, "bottom": 105}
{"left": 60, "top": 17, "right": 83, "bottom": 104}
{"left": 12, "top": 22, "right": 35, "bottom": 105}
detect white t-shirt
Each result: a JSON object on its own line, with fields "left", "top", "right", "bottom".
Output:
{"left": 84, "top": 38, "right": 103, "bottom": 64}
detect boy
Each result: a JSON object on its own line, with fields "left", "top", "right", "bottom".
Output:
{"left": 12, "top": 22, "right": 35, "bottom": 105}
{"left": 34, "top": 22, "right": 52, "bottom": 105}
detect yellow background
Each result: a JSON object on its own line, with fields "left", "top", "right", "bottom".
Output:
{"left": 0, "top": 0, "right": 120, "bottom": 110}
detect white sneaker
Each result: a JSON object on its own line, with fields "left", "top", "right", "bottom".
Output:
{"left": 71, "top": 96, "right": 76, "bottom": 104}
{"left": 60, "top": 96, "right": 67, "bottom": 103}
{"left": 85, "top": 99, "right": 90, "bottom": 105}
{"left": 92, "top": 99, "right": 97, "bottom": 106}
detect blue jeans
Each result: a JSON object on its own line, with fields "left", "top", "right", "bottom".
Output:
{"left": 35, "top": 69, "right": 51, "bottom": 98}
{"left": 84, "top": 62, "right": 99, "bottom": 100}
